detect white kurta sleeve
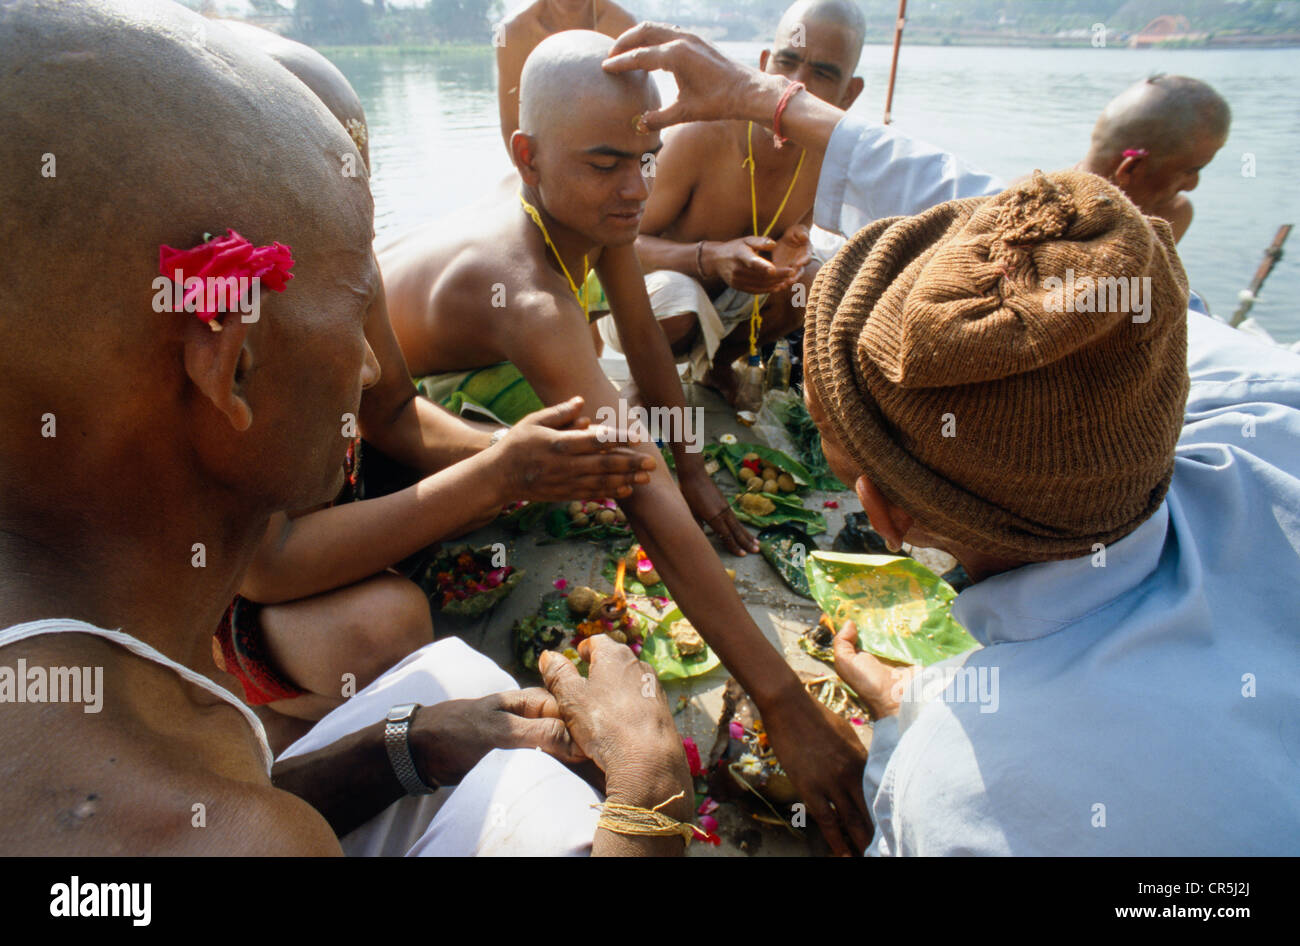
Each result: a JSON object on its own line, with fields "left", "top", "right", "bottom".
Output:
{"left": 814, "top": 114, "right": 1005, "bottom": 238}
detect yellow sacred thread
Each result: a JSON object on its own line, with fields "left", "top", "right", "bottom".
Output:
{"left": 742, "top": 121, "right": 805, "bottom": 358}
{"left": 519, "top": 191, "right": 590, "bottom": 322}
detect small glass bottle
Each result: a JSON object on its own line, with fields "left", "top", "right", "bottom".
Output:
{"left": 765, "top": 339, "right": 792, "bottom": 392}
{"left": 734, "top": 354, "right": 765, "bottom": 421}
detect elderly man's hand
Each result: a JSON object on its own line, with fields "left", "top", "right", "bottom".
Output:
{"left": 604, "top": 23, "right": 784, "bottom": 131}
{"left": 538, "top": 636, "right": 691, "bottom": 802}
{"left": 411, "top": 689, "right": 583, "bottom": 787}
{"left": 832, "top": 619, "right": 918, "bottom": 721}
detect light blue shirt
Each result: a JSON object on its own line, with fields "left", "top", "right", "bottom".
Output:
{"left": 814, "top": 115, "right": 1004, "bottom": 237}
{"left": 863, "top": 313, "right": 1300, "bottom": 855}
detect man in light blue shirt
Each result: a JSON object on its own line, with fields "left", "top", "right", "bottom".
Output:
{"left": 606, "top": 26, "right": 1299, "bottom": 854}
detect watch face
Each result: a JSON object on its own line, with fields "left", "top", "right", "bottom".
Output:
{"left": 387, "top": 703, "right": 418, "bottom": 723}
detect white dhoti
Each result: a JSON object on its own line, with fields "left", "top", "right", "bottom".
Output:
{"left": 597, "top": 270, "right": 764, "bottom": 381}
{"left": 276, "top": 637, "right": 601, "bottom": 856}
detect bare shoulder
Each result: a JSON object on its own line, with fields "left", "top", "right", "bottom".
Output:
{"left": 599, "top": 1, "right": 638, "bottom": 35}
{"left": 0, "top": 634, "right": 339, "bottom": 855}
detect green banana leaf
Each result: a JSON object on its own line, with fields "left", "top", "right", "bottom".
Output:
{"left": 730, "top": 492, "right": 827, "bottom": 534}
{"left": 641, "top": 607, "right": 721, "bottom": 680}
{"left": 805, "top": 551, "right": 979, "bottom": 666}
{"left": 602, "top": 548, "right": 669, "bottom": 598}
{"left": 540, "top": 504, "right": 633, "bottom": 543}
{"left": 713, "top": 442, "right": 813, "bottom": 488}
{"left": 757, "top": 525, "right": 818, "bottom": 599}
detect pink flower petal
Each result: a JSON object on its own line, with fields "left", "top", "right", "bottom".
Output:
{"left": 629, "top": 640, "right": 642, "bottom": 655}
{"left": 553, "top": 578, "right": 568, "bottom": 591}
{"left": 698, "top": 797, "right": 719, "bottom": 816}
{"left": 699, "top": 814, "right": 719, "bottom": 834}
{"left": 850, "top": 717, "right": 865, "bottom": 726}
{"left": 681, "top": 736, "right": 704, "bottom": 777}
{"left": 728, "top": 720, "right": 744, "bottom": 740}
{"left": 823, "top": 500, "right": 840, "bottom": 509}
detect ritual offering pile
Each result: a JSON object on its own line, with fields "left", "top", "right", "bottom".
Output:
{"left": 420, "top": 544, "right": 523, "bottom": 617}
{"left": 513, "top": 553, "right": 720, "bottom": 680}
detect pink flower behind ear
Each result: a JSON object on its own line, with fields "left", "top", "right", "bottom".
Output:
{"left": 159, "top": 229, "right": 294, "bottom": 328}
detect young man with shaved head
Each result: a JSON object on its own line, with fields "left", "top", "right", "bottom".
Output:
{"left": 384, "top": 29, "right": 873, "bottom": 855}
{"left": 615, "top": 0, "right": 866, "bottom": 403}
{"left": 168, "top": 21, "right": 655, "bottom": 752}
{"left": 0, "top": 0, "right": 694, "bottom": 857}
{"left": 1078, "top": 74, "right": 1231, "bottom": 244}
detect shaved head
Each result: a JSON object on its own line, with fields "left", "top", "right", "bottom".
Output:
{"left": 1, "top": 0, "right": 377, "bottom": 525}
{"left": 518, "top": 29, "right": 659, "bottom": 139}
{"left": 218, "top": 20, "right": 370, "bottom": 167}
{"left": 1091, "top": 75, "right": 1231, "bottom": 163}
{"left": 777, "top": 0, "right": 866, "bottom": 74}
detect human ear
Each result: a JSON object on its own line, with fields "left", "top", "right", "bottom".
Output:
{"left": 182, "top": 316, "right": 255, "bottom": 432}
{"left": 511, "top": 131, "right": 540, "bottom": 187}
{"left": 855, "top": 475, "right": 913, "bottom": 554}
{"left": 841, "top": 76, "right": 864, "bottom": 109}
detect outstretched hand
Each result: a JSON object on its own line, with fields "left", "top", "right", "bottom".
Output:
{"left": 707, "top": 236, "right": 801, "bottom": 295}
{"left": 492, "top": 396, "right": 655, "bottom": 503}
{"left": 604, "top": 23, "right": 783, "bottom": 131}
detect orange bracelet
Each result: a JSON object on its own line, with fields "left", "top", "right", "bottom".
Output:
{"left": 772, "top": 79, "right": 806, "bottom": 149}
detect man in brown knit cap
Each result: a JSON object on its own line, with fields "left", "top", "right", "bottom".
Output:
{"left": 800, "top": 169, "right": 1300, "bottom": 855}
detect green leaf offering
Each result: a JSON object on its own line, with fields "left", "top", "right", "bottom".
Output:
{"left": 641, "top": 607, "right": 721, "bottom": 680}
{"left": 729, "top": 492, "right": 827, "bottom": 534}
{"left": 714, "top": 442, "right": 813, "bottom": 489}
{"left": 602, "top": 547, "right": 669, "bottom": 598}
{"left": 757, "top": 525, "right": 818, "bottom": 599}
{"left": 805, "top": 551, "right": 979, "bottom": 666}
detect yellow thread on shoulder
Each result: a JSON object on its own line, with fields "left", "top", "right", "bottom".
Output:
{"left": 518, "top": 191, "right": 591, "bottom": 322}
{"left": 744, "top": 121, "right": 805, "bottom": 357}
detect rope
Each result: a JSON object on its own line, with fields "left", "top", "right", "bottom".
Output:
{"left": 518, "top": 191, "right": 590, "bottom": 322}
{"left": 743, "top": 121, "right": 806, "bottom": 357}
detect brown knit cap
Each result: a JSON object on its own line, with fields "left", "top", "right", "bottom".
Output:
{"left": 805, "top": 169, "right": 1190, "bottom": 561}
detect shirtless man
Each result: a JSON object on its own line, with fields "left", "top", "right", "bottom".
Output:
{"left": 384, "top": 30, "right": 872, "bottom": 855}
{"left": 0, "top": 0, "right": 690, "bottom": 857}
{"left": 496, "top": 0, "right": 637, "bottom": 148}
{"left": 620, "top": 0, "right": 865, "bottom": 403}
{"left": 1078, "top": 75, "right": 1230, "bottom": 244}
{"left": 197, "top": 22, "right": 654, "bottom": 749}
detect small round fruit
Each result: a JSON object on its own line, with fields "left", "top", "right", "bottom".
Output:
{"left": 777, "top": 473, "right": 797, "bottom": 492}
{"left": 571, "top": 513, "right": 590, "bottom": 527}
{"left": 566, "top": 501, "right": 584, "bottom": 517}
{"left": 763, "top": 478, "right": 778, "bottom": 493}
{"left": 596, "top": 509, "right": 616, "bottom": 525}
{"left": 747, "top": 478, "right": 763, "bottom": 493}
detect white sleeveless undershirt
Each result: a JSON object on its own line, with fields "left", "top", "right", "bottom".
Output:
{"left": 0, "top": 618, "right": 273, "bottom": 774}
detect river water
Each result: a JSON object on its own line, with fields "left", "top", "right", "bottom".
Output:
{"left": 326, "top": 42, "right": 1300, "bottom": 342}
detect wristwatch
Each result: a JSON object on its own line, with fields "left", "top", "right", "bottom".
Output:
{"left": 384, "top": 703, "right": 438, "bottom": 795}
